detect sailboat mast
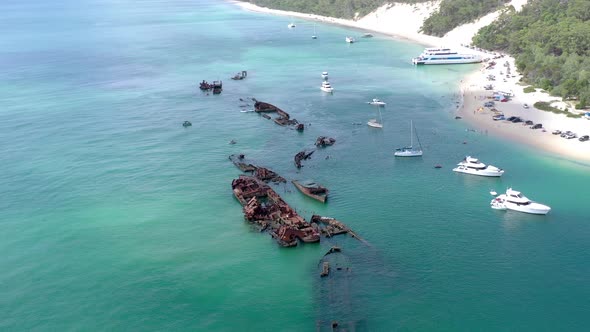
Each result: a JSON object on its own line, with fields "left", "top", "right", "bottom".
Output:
{"left": 410, "top": 120, "right": 413, "bottom": 147}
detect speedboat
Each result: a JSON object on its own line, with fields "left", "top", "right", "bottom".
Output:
{"left": 345, "top": 36, "right": 355, "bottom": 43}
{"left": 368, "top": 99, "right": 386, "bottom": 106}
{"left": 321, "top": 71, "right": 328, "bottom": 79}
{"left": 320, "top": 81, "right": 333, "bottom": 93}
{"left": 452, "top": 156, "right": 504, "bottom": 177}
{"left": 412, "top": 47, "right": 482, "bottom": 65}
{"left": 490, "top": 188, "right": 551, "bottom": 215}
{"left": 288, "top": 23, "right": 296, "bottom": 28}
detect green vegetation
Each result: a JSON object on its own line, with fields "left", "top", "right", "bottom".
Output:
{"left": 523, "top": 86, "right": 536, "bottom": 93}
{"left": 420, "top": 0, "right": 509, "bottom": 37}
{"left": 474, "top": 0, "right": 590, "bottom": 109}
{"left": 533, "top": 102, "right": 581, "bottom": 118}
{"left": 242, "top": 0, "right": 429, "bottom": 20}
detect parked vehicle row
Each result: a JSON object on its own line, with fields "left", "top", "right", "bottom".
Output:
{"left": 552, "top": 130, "right": 588, "bottom": 141}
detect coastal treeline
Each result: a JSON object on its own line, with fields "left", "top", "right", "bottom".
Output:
{"left": 420, "top": 0, "right": 509, "bottom": 36}
{"left": 473, "top": 0, "right": 590, "bottom": 108}
{"left": 241, "top": 0, "right": 429, "bottom": 19}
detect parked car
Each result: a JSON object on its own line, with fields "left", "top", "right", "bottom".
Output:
{"left": 552, "top": 130, "right": 562, "bottom": 135}
{"left": 501, "top": 98, "right": 509, "bottom": 102}
{"left": 531, "top": 123, "right": 543, "bottom": 129}
{"left": 525, "top": 120, "right": 534, "bottom": 125}
{"left": 511, "top": 117, "right": 523, "bottom": 123}
{"left": 579, "top": 135, "right": 589, "bottom": 142}
{"left": 492, "top": 115, "right": 505, "bottom": 121}
{"left": 523, "top": 103, "right": 529, "bottom": 109}
{"left": 484, "top": 101, "right": 495, "bottom": 107}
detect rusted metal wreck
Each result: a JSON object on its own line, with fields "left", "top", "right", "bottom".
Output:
{"left": 294, "top": 150, "right": 315, "bottom": 168}
{"left": 232, "top": 175, "right": 320, "bottom": 247}
{"left": 253, "top": 99, "right": 305, "bottom": 131}
{"left": 315, "top": 136, "right": 336, "bottom": 147}
{"left": 229, "top": 154, "right": 286, "bottom": 183}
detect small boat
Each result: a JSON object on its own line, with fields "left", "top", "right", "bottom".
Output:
{"left": 288, "top": 23, "right": 296, "bottom": 28}
{"left": 367, "top": 119, "right": 383, "bottom": 128}
{"left": 394, "top": 120, "right": 423, "bottom": 157}
{"left": 368, "top": 98, "right": 386, "bottom": 106}
{"left": 345, "top": 36, "right": 355, "bottom": 43}
{"left": 292, "top": 180, "right": 329, "bottom": 203}
{"left": 490, "top": 188, "right": 551, "bottom": 215}
{"left": 361, "top": 33, "right": 373, "bottom": 38}
{"left": 452, "top": 156, "right": 504, "bottom": 177}
{"left": 320, "top": 81, "right": 334, "bottom": 93}
{"left": 182, "top": 121, "right": 192, "bottom": 127}
{"left": 321, "top": 71, "right": 328, "bottom": 80}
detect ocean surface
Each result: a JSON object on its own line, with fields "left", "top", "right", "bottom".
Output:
{"left": 1, "top": 0, "right": 590, "bottom": 330}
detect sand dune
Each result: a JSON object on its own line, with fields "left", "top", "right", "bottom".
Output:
{"left": 233, "top": 0, "right": 590, "bottom": 162}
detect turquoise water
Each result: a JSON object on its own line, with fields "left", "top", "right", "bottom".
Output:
{"left": 1, "top": 0, "right": 590, "bottom": 330}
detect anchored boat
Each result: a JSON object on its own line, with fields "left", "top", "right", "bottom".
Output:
{"left": 490, "top": 188, "right": 551, "bottom": 215}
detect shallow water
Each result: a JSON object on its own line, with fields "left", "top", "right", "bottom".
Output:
{"left": 1, "top": 0, "right": 590, "bottom": 330}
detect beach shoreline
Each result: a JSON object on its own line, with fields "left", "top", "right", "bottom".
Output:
{"left": 231, "top": 0, "right": 590, "bottom": 163}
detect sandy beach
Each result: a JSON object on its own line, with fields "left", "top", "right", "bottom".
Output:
{"left": 233, "top": 0, "right": 590, "bottom": 163}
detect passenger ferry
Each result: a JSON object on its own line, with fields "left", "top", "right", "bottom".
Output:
{"left": 412, "top": 47, "right": 482, "bottom": 65}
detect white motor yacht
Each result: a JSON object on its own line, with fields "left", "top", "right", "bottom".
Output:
{"left": 490, "top": 188, "right": 551, "bottom": 215}
{"left": 345, "top": 36, "right": 355, "bottom": 43}
{"left": 320, "top": 81, "right": 333, "bottom": 93}
{"left": 453, "top": 156, "right": 504, "bottom": 177}
{"left": 288, "top": 23, "right": 296, "bottom": 28}
{"left": 321, "top": 71, "right": 328, "bottom": 80}
{"left": 368, "top": 99, "right": 386, "bottom": 106}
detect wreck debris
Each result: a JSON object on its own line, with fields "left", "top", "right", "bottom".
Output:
{"left": 199, "top": 80, "right": 222, "bottom": 94}
{"left": 229, "top": 154, "right": 256, "bottom": 173}
{"left": 252, "top": 100, "right": 304, "bottom": 130}
{"left": 255, "top": 167, "right": 286, "bottom": 183}
{"left": 231, "top": 71, "right": 247, "bottom": 80}
{"left": 294, "top": 150, "right": 315, "bottom": 168}
{"left": 321, "top": 261, "right": 330, "bottom": 277}
{"left": 232, "top": 176, "right": 320, "bottom": 247}
{"left": 310, "top": 215, "right": 366, "bottom": 244}
{"left": 315, "top": 136, "right": 336, "bottom": 147}
{"left": 292, "top": 180, "right": 328, "bottom": 203}
{"left": 229, "top": 154, "right": 286, "bottom": 183}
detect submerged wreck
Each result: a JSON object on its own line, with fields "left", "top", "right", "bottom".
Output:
{"left": 253, "top": 99, "right": 304, "bottom": 131}
{"left": 229, "top": 154, "right": 286, "bottom": 183}
{"left": 315, "top": 136, "right": 336, "bottom": 147}
{"left": 232, "top": 176, "right": 320, "bottom": 247}
{"left": 294, "top": 150, "right": 315, "bottom": 168}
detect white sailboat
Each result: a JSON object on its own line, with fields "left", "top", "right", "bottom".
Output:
{"left": 367, "top": 106, "right": 383, "bottom": 128}
{"left": 394, "top": 120, "right": 423, "bottom": 157}
{"left": 312, "top": 23, "right": 317, "bottom": 39}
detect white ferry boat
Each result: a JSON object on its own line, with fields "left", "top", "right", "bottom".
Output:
{"left": 490, "top": 188, "right": 551, "bottom": 215}
{"left": 412, "top": 47, "right": 481, "bottom": 65}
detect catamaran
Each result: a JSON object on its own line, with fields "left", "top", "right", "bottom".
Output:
{"left": 394, "top": 120, "right": 423, "bottom": 157}
{"left": 412, "top": 47, "right": 481, "bottom": 65}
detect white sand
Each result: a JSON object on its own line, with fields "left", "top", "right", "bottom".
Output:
{"left": 232, "top": 0, "right": 590, "bottom": 162}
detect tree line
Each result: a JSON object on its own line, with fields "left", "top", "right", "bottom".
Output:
{"left": 473, "top": 0, "right": 590, "bottom": 108}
